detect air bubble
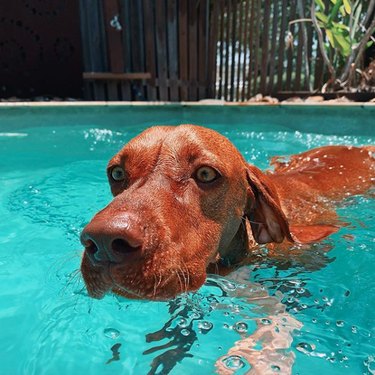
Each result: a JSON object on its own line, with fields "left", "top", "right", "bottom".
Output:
{"left": 198, "top": 321, "right": 213, "bottom": 332}
{"left": 181, "top": 329, "right": 190, "bottom": 336}
{"left": 222, "top": 355, "right": 246, "bottom": 370}
{"left": 271, "top": 364, "right": 281, "bottom": 372}
{"left": 336, "top": 320, "right": 345, "bottom": 327}
{"left": 296, "top": 342, "right": 315, "bottom": 355}
{"left": 234, "top": 322, "right": 248, "bottom": 333}
{"left": 103, "top": 328, "right": 120, "bottom": 339}
{"left": 177, "top": 318, "right": 189, "bottom": 328}
{"left": 351, "top": 325, "right": 358, "bottom": 334}
{"left": 261, "top": 318, "right": 272, "bottom": 325}
{"left": 189, "top": 312, "right": 200, "bottom": 319}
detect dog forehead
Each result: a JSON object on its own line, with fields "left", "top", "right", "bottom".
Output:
{"left": 147, "top": 125, "right": 241, "bottom": 156}
{"left": 114, "top": 125, "right": 245, "bottom": 171}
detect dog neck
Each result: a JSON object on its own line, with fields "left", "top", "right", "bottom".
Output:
{"left": 216, "top": 219, "right": 253, "bottom": 267}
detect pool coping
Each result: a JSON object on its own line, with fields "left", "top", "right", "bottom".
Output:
{"left": 0, "top": 100, "right": 374, "bottom": 108}
{"left": 1, "top": 100, "right": 373, "bottom": 137}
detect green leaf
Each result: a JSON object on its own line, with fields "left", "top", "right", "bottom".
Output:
{"left": 330, "top": 0, "right": 337, "bottom": 4}
{"left": 317, "top": 21, "right": 325, "bottom": 28}
{"left": 366, "top": 41, "right": 374, "bottom": 48}
{"left": 315, "top": 0, "right": 326, "bottom": 10}
{"left": 332, "top": 21, "right": 350, "bottom": 31}
{"left": 316, "top": 12, "right": 329, "bottom": 23}
{"left": 328, "top": 0, "right": 344, "bottom": 24}
{"left": 339, "top": 5, "right": 346, "bottom": 16}
{"left": 326, "top": 29, "right": 336, "bottom": 48}
{"left": 332, "top": 32, "right": 351, "bottom": 56}
{"left": 343, "top": 0, "right": 351, "bottom": 14}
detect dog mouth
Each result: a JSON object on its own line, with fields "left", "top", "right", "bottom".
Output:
{"left": 81, "top": 252, "right": 206, "bottom": 300}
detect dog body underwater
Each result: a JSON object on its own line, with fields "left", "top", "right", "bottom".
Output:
{"left": 80, "top": 124, "right": 374, "bottom": 300}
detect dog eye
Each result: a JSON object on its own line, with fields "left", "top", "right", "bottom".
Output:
{"left": 110, "top": 166, "right": 126, "bottom": 181}
{"left": 195, "top": 166, "right": 220, "bottom": 183}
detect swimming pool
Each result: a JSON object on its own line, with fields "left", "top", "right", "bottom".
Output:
{"left": 1, "top": 104, "right": 374, "bottom": 375}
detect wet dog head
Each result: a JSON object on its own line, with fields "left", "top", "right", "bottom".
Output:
{"left": 80, "top": 125, "right": 291, "bottom": 300}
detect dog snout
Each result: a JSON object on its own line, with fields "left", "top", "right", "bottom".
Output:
{"left": 80, "top": 212, "right": 144, "bottom": 265}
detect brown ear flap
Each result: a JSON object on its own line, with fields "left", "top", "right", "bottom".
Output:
{"left": 245, "top": 166, "right": 293, "bottom": 244}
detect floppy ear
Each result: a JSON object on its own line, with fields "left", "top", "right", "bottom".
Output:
{"left": 245, "top": 165, "right": 293, "bottom": 244}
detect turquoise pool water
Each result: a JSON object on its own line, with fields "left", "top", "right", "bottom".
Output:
{"left": 0, "top": 105, "right": 374, "bottom": 375}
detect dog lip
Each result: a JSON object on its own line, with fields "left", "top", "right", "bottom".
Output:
{"left": 83, "top": 261, "right": 115, "bottom": 299}
{"left": 87, "top": 287, "right": 108, "bottom": 299}
{"left": 109, "top": 268, "right": 182, "bottom": 300}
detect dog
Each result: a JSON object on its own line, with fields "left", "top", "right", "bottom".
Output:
{"left": 80, "top": 124, "right": 374, "bottom": 300}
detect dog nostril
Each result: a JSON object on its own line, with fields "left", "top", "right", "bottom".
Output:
{"left": 85, "top": 240, "right": 98, "bottom": 255}
{"left": 111, "top": 238, "right": 140, "bottom": 254}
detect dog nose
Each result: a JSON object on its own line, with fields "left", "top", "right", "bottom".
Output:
{"left": 80, "top": 213, "right": 144, "bottom": 264}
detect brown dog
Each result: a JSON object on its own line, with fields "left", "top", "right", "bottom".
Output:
{"left": 80, "top": 125, "right": 374, "bottom": 300}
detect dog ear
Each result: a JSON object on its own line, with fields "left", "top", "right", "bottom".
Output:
{"left": 245, "top": 165, "right": 293, "bottom": 244}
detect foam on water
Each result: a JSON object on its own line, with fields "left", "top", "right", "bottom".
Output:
{"left": 0, "top": 124, "right": 374, "bottom": 375}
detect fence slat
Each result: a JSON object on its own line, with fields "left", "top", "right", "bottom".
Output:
{"left": 277, "top": 0, "right": 288, "bottom": 92}
{"left": 188, "top": 0, "right": 198, "bottom": 100}
{"left": 224, "top": 0, "right": 232, "bottom": 100}
{"left": 207, "top": 0, "right": 219, "bottom": 98}
{"left": 129, "top": 0, "right": 145, "bottom": 100}
{"left": 285, "top": 0, "right": 297, "bottom": 91}
{"left": 167, "top": 0, "right": 179, "bottom": 101}
{"left": 179, "top": 0, "right": 189, "bottom": 100}
{"left": 155, "top": 0, "right": 168, "bottom": 100}
{"left": 260, "top": 0, "right": 271, "bottom": 94}
{"left": 245, "top": 0, "right": 255, "bottom": 99}
{"left": 235, "top": 0, "right": 244, "bottom": 101}
{"left": 118, "top": 0, "right": 132, "bottom": 100}
{"left": 217, "top": 0, "right": 225, "bottom": 99}
{"left": 102, "top": 0, "right": 125, "bottom": 100}
{"left": 294, "top": 21, "right": 304, "bottom": 91}
{"left": 240, "top": 0, "right": 250, "bottom": 101}
{"left": 267, "top": 1, "right": 279, "bottom": 94}
{"left": 142, "top": 0, "right": 157, "bottom": 100}
{"left": 306, "top": 13, "right": 314, "bottom": 91}
{"left": 229, "top": 0, "right": 237, "bottom": 101}
{"left": 198, "top": 0, "right": 208, "bottom": 99}
{"left": 84, "top": 0, "right": 107, "bottom": 100}
{"left": 252, "top": 0, "right": 261, "bottom": 96}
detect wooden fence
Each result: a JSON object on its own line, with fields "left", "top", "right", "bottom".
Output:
{"left": 215, "top": 0, "right": 335, "bottom": 101}
{"left": 80, "top": 0, "right": 370, "bottom": 102}
{"left": 80, "top": 0, "right": 218, "bottom": 101}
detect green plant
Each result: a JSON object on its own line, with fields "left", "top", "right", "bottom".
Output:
{"left": 312, "top": 0, "right": 375, "bottom": 90}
